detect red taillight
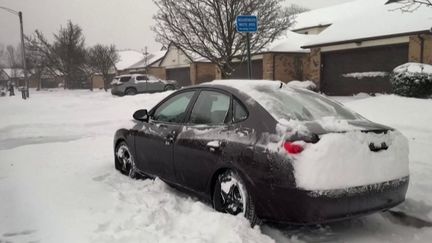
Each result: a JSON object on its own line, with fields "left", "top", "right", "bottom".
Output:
{"left": 283, "top": 142, "right": 304, "bottom": 154}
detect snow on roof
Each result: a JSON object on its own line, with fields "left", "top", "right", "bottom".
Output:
{"left": 127, "top": 50, "right": 167, "bottom": 69}
{"left": 2, "top": 68, "right": 25, "bottom": 78}
{"left": 302, "top": 0, "right": 432, "bottom": 47}
{"left": 265, "top": 31, "right": 316, "bottom": 53}
{"left": 148, "top": 50, "right": 167, "bottom": 65}
{"left": 116, "top": 50, "right": 145, "bottom": 71}
{"left": 183, "top": 49, "right": 211, "bottom": 63}
{"left": 291, "top": 0, "right": 374, "bottom": 31}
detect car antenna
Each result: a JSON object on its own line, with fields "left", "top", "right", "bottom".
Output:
{"left": 280, "top": 82, "right": 284, "bottom": 89}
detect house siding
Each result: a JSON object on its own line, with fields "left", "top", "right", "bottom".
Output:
{"left": 409, "top": 34, "right": 432, "bottom": 65}
{"left": 147, "top": 67, "right": 166, "bottom": 80}
{"left": 305, "top": 48, "right": 321, "bottom": 89}
{"left": 262, "top": 53, "right": 309, "bottom": 83}
{"left": 191, "top": 63, "right": 218, "bottom": 85}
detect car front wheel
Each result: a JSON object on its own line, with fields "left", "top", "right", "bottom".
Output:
{"left": 213, "top": 170, "right": 260, "bottom": 226}
{"left": 125, "top": 88, "right": 137, "bottom": 96}
{"left": 115, "top": 141, "right": 140, "bottom": 179}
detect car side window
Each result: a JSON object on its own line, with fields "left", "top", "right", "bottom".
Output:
{"left": 233, "top": 99, "right": 248, "bottom": 122}
{"left": 189, "top": 91, "right": 230, "bottom": 125}
{"left": 152, "top": 91, "right": 195, "bottom": 123}
{"left": 120, "top": 76, "right": 131, "bottom": 82}
{"left": 136, "top": 76, "right": 148, "bottom": 81}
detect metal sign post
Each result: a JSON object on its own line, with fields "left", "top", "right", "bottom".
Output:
{"left": 236, "top": 15, "right": 257, "bottom": 79}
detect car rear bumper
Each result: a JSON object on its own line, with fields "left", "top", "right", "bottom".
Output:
{"left": 254, "top": 177, "right": 409, "bottom": 224}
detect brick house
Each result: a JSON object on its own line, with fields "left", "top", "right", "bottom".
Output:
{"left": 158, "top": 43, "right": 220, "bottom": 87}
{"left": 296, "top": 0, "right": 432, "bottom": 95}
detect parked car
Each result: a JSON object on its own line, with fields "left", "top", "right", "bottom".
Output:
{"left": 111, "top": 74, "right": 178, "bottom": 96}
{"left": 113, "top": 80, "right": 409, "bottom": 225}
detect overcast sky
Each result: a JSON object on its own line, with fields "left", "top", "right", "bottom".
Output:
{"left": 0, "top": 0, "right": 352, "bottom": 53}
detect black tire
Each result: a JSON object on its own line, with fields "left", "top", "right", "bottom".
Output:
{"left": 212, "top": 170, "right": 260, "bottom": 226}
{"left": 164, "top": 85, "right": 175, "bottom": 91}
{"left": 125, "top": 88, "right": 137, "bottom": 96}
{"left": 114, "top": 141, "right": 140, "bottom": 179}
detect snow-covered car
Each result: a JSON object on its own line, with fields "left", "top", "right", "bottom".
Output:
{"left": 113, "top": 80, "right": 409, "bottom": 225}
{"left": 111, "top": 74, "right": 178, "bottom": 96}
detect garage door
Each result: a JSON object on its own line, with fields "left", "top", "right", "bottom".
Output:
{"left": 321, "top": 44, "right": 409, "bottom": 95}
{"left": 166, "top": 67, "right": 191, "bottom": 87}
{"left": 231, "top": 60, "right": 263, "bottom": 79}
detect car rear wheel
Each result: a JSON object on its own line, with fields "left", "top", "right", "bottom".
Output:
{"left": 164, "top": 84, "right": 175, "bottom": 91}
{"left": 213, "top": 170, "right": 260, "bottom": 226}
{"left": 125, "top": 88, "right": 137, "bottom": 96}
{"left": 115, "top": 141, "right": 140, "bottom": 179}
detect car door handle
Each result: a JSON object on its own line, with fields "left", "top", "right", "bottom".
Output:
{"left": 206, "top": 140, "right": 225, "bottom": 152}
{"left": 164, "top": 130, "right": 177, "bottom": 146}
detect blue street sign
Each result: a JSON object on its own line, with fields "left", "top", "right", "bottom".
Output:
{"left": 236, "top": 15, "right": 258, "bottom": 33}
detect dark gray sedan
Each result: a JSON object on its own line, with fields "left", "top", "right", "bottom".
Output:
{"left": 111, "top": 74, "right": 178, "bottom": 96}
{"left": 113, "top": 80, "right": 409, "bottom": 226}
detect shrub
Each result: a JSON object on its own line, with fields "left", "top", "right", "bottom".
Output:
{"left": 391, "top": 63, "right": 432, "bottom": 98}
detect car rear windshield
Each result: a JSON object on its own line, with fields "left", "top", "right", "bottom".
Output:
{"left": 250, "top": 85, "right": 361, "bottom": 122}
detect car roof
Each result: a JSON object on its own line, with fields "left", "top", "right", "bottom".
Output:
{"left": 186, "top": 79, "right": 290, "bottom": 96}
{"left": 115, "top": 74, "right": 147, "bottom": 78}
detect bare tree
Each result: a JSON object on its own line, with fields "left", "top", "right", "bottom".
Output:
{"left": 25, "top": 34, "right": 54, "bottom": 90}
{"left": 153, "top": 0, "right": 298, "bottom": 78}
{"left": 28, "top": 21, "right": 87, "bottom": 89}
{"left": 87, "top": 44, "right": 119, "bottom": 91}
{"left": 0, "top": 44, "right": 6, "bottom": 68}
{"left": 6, "top": 45, "right": 22, "bottom": 68}
{"left": 386, "top": 0, "right": 432, "bottom": 11}
{"left": 53, "top": 21, "right": 87, "bottom": 89}
{"left": 288, "top": 4, "right": 310, "bottom": 14}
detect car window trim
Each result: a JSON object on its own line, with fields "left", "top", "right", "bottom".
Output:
{"left": 231, "top": 97, "right": 249, "bottom": 123}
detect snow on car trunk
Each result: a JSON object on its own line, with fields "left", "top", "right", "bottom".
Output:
{"left": 294, "top": 130, "right": 409, "bottom": 191}
{"left": 210, "top": 80, "right": 410, "bottom": 191}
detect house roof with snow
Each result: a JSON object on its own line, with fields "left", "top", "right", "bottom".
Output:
{"left": 0, "top": 69, "right": 9, "bottom": 81}
{"left": 300, "top": 0, "right": 432, "bottom": 48}
{"left": 2, "top": 68, "right": 25, "bottom": 79}
{"left": 116, "top": 50, "right": 145, "bottom": 71}
{"left": 263, "top": 31, "right": 316, "bottom": 53}
{"left": 127, "top": 50, "right": 167, "bottom": 69}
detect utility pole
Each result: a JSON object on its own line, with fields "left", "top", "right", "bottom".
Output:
{"left": 19, "top": 11, "right": 29, "bottom": 99}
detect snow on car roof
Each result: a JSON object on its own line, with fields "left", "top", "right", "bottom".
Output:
{"left": 299, "top": 0, "right": 432, "bottom": 47}
{"left": 207, "top": 79, "right": 288, "bottom": 91}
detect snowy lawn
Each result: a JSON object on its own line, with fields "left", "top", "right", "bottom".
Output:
{"left": 1, "top": 90, "right": 432, "bottom": 243}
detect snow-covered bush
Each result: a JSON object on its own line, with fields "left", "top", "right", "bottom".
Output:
{"left": 391, "top": 63, "right": 432, "bottom": 98}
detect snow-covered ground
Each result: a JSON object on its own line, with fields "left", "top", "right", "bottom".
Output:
{"left": 1, "top": 90, "right": 432, "bottom": 243}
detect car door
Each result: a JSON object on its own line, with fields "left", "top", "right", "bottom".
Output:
{"left": 135, "top": 75, "right": 148, "bottom": 92}
{"left": 134, "top": 90, "right": 196, "bottom": 182}
{"left": 147, "top": 76, "right": 164, "bottom": 92}
{"left": 173, "top": 89, "right": 233, "bottom": 193}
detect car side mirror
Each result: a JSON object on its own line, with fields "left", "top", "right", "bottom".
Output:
{"left": 133, "top": 109, "right": 149, "bottom": 122}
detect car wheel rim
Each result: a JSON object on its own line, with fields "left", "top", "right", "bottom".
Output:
{"left": 116, "top": 145, "right": 133, "bottom": 173}
{"left": 220, "top": 173, "right": 247, "bottom": 215}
